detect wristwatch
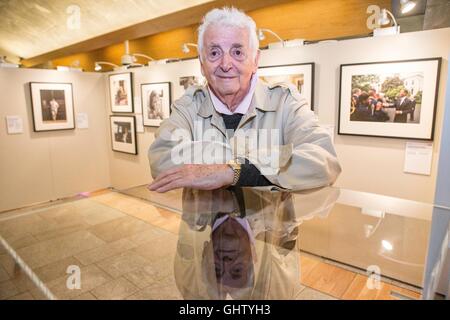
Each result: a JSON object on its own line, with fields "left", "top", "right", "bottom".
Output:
{"left": 227, "top": 160, "right": 242, "bottom": 186}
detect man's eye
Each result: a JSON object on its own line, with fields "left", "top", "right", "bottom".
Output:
{"left": 231, "top": 48, "right": 245, "bottom": 60}
{"left": 209, "top": 49, "right": 222, "bottom": 59}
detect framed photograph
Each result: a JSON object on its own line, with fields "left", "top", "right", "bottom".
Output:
{"left": 30, "top": 82, "right": 75, "bottom": 131}
{"left": 110, "top": 115, "right": 137, "bottom": 154}
{"left": 141, "top": 82, "right": 171, "bottom": 127}
{"left": 109, "top": 72, "right": 133, "bottom": 112}
{"left": 258, "top": 63, "right": 315, "bottom": 110}
{"left": 338, "top": 58, "right": 441, "bottom": 140}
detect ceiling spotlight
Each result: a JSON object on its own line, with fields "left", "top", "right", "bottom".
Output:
{"left": 257, "top": 28, "right": 284, "bottom": 47}
{"left": 374, "top": 8, "right": 400, "bottom": 36}
{"left": 401, "top": 0, "right": 416, "bottom": 14}
{"left": 378, "top": 8, "right": 397, "bottom": 26}
{"left": 257, "top": 29, "right": 265, "bottom": 41}
{"left": 182, "top": 43, "right": 198, "bottom": 54}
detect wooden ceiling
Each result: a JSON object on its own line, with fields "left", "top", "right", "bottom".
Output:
{"left": 0, "top": 0, "right": 213, "bottom": 60}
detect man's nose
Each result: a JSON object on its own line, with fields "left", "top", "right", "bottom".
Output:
{"left": 219, "top": 53, "right": 233, "bottom": 72}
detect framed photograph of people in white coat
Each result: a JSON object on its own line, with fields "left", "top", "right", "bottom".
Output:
{"left": 110, "top": 115, "right": 137, "bottom": 154}
{"left": 30, "top": 82, "right": 75, "bottom": 131}
{"left": 338, "top": 58, "right": 441, "bottom": 140}
{"left": 258, "top": 63, "right": 315, "bottom": 110}
{"left": 141, "top": 82, "right": 171, "bottom": 127}
{"left": 109, "top": 72, "right": 133, "bottom": 112}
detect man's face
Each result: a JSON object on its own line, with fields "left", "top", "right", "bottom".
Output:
{"left": 399, "top": 90, "right": 406, "bottom": 97}
{"left": 211, "top": 217, "right": 253, "bottom": 289}
{"left": 200, "top": 25, "right": 259, "bottom": 101}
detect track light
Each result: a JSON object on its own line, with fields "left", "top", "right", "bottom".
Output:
{"left": 257, "top": 28, "right": 284, "bottom": 46}
{"left": 378, "top": 9, "right": 398, "bottom": 27}
{"left": 374, "top": 8, "right": 400, "bottom": 36}
{"left": 94, "top": 61, "right": 120, "bottom": 71}
{"left": 181, "top": 43, "right": 198, "bottom": 54}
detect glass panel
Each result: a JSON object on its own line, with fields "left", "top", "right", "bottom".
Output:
{"left": 0, "top": 185, "right": 432, "bottom": 300}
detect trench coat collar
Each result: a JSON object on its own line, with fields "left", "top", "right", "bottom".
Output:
{"left": 196, "top": 79, "right": 277, "bottom": 119}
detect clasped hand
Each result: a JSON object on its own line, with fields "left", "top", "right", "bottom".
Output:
{"left": 148, "top": 164, "right": 234, "bottom": 193}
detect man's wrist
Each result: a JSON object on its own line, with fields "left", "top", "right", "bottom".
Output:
{"left": 226, "top": 161, "right": 242, "bottom": 186}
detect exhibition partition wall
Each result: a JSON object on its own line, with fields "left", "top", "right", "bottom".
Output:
{"left": 0, "top": 28, "right": 449, "bottom": 213}
{"left": 0, "top": 68, "right": 111, "bottom": 212}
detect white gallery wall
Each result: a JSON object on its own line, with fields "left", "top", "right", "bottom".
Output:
{"left": 0, "top": 68, "right": 111, "bottom": 212}
{"left": 0, "top": 28, "right": 448, "bottom": 213}
{"left": 107, "top": 27, "right": 449, "bottom": 204}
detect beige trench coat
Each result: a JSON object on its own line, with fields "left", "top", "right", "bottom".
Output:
{"left": 148, "top": 80, "right": 342, "bottom": 190}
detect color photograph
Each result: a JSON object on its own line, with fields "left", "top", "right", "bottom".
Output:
{"left": 339, "top": 58, "right": 441, "bottom": 140}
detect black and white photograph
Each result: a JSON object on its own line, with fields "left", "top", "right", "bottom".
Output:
{"left": 109, "top": 72, "right": 133, "bottom": 112}
{"left": 258, "top": 63, "right": 315, "bottom": 109}
{"left": 141, "top": 82, "right": 171, "bottom": 127}
{"left": 339, "top": 58, "right": 441, "bottom": 140}
{"left": 30, "top": 82, "right": 75, "bottom": 131}
{"left": 110, "top": 115, "right": 137, "bottom": 154}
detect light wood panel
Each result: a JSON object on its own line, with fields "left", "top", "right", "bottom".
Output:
{"left": 39, "top": 0, "right": 391, "bottom": 71}
{"left": 22, "top": 0, "right": 295, "bottom": 68}
{"left": 250, "top": 0, "right": 392, "bottom": 44}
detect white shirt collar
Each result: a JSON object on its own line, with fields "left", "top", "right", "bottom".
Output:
{"left": 208, "top": 72, "right": 258, "bottom": 115}
{"left": 212, "top": 215, "right": 255, "bottom": 245}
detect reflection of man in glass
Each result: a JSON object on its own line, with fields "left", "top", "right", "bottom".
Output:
{"left": 148, "top": 90, "right": 164, "bottom": 120}
{"left": 206, "top": 210, "right": 255, "bottom": 296}
{"left": 174, "top": 186, "right": 339, "bottom": 300}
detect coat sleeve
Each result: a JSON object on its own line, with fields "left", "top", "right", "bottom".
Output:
{"left": 148, "top": 103, "right": 192, "bottom": 179}
{"left": 252, "top": 88, "right": 342, "bottom": 191}
{"left": 148, "top": 100, "right": 231, "bottom": 179}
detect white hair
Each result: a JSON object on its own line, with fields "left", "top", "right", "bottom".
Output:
{"left": 197, "top": 7, "right": 259, "bottom": 62}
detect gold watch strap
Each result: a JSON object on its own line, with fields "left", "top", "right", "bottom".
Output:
{"left": 227, "top": 163, "right": 241, "bottom": 186}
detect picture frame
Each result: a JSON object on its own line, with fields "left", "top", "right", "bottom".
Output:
{"left": 109, "top": 72, "right": 134, "bottom": 113}
{"left": 110, "top": 115, "right": 137, "bottom": 154}
{"left": 338, "top": 58, "right": 441, "bottom": 140}
{"left": 141, "top": 82, "right": 172, "bottom": 127}
{"left": 258, "top": 62, "right": 315, "bottom": 110}
{"left": 29, "top": 82, "right": 75, "bottom": 132}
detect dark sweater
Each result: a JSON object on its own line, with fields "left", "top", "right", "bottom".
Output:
{"left": 222, "top": 113, "right": 272, "bottom": 187}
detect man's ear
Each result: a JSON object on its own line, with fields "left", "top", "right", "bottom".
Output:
{"left": 199, "top": 56, "right": 205, "bottom": 77}
{"left": 253, "top": 50, "right": 260, "bottom": 73}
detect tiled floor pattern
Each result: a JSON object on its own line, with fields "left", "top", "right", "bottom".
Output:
{"left": 0, "top": 190, "right": 422, "bottom": 300}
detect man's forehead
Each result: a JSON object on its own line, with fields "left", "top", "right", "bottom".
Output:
{"left": 204, "top": 25, "right": 249, "bottom": 46}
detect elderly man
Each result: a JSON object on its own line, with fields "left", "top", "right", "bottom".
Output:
{"left": 148, "top": 7, "right": 341, "bottom": 192}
